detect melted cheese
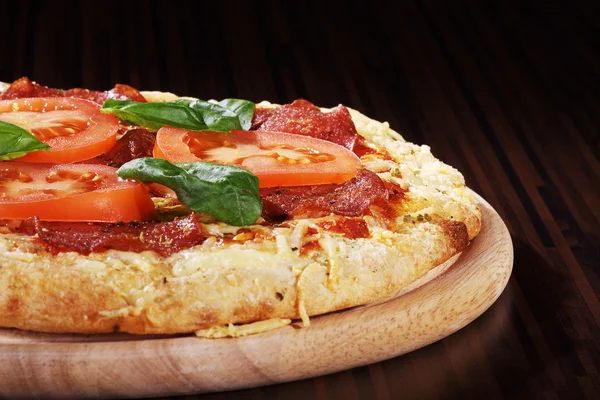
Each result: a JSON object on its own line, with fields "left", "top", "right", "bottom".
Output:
{"left": 172, "top": 246, "right": 279, "bottom": 277}
{"left": 195, "top": 318, "right": 291, "bottom": 338}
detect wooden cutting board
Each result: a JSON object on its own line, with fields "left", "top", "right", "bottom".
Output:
{"left": 0, "top": 195, "right": 513, "bottom": 399}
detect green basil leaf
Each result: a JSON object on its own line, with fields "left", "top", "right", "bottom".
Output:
{"left": 177, "top": 99, "right": 237, "bottom": 117}
{"left": 101, "top": 99, "right": 206, "bottom": 130}
{"left": 218, "top": 99, "right": 255, "bottom": 130}
{"left": 186, "top": 99, "right": 241, "bottom": 131}
{"left": 0, "top": 120, "right": 51, "bottom": 160}
{"left": 117, "top": 158, "right": 262, "bottom": 226}
{"left": 101, "top": 98, "right": 255, "bottom": 132}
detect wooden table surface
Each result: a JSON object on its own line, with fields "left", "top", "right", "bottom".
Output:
{"left": 1, "top": 1, "right": 599, "bottom": 399}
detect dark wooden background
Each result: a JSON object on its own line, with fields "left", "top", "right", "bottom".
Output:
{"left": 1, "top": 0, "right": 599, "bottom": 399}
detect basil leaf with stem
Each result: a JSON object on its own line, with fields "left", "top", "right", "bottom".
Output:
{"left": 117, "top": 157, "right": 262, "bottom": 226}
{"left": 101, "top": 99, "right": 207, "bottom": 130}
{"left": 101, "top": 98, "right": 255, "bottom": 132}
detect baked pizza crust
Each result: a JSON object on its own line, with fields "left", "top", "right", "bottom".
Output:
{"left": 0, "top": 89, "right": 481, "bottom": 335}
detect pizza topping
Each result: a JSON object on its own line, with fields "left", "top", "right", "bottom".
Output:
{"left": 385, "top": 181, "right": 408, "bottom": 201}
{"left": 299, "top": 240, "right": 320, "bottom": 256}
{"left": 88, "top": 128, "right": 156, "bottom": 167}
{"left": 316, "top": 217, "right": 370, "bottom": 239}
{"left": 251, "top": 99, "right": 358, "bottom": 150}
{"left": 0, "top": 80, "right": 407, "bottom": 243}
{"left": 251, "top": 107, "right": 273, "bottom": 128}
{"left": 0, "top": 77, "right": 146, "bottom": 104}
{"left": 117, "top": 158, "right": 261, "bottom": 226}
{"left": 0, "top": 120, "right": 50, "bottom": 160}
{"left": 154, "top": 128, "right": 361, "bottom": 188}
{"left": 0, "top": 97, "right": 119, "bottom": 163}
{"left": 194, "top": 318, "right": 292, "bottom": 339}
{"left": 0, "top": 77, "right": 63, "bottom": 99}
{"left": 352, "top": 137, "right": 379, "bottom": 158}
{"left": 368, "top": 181, "right": 409, "bottom": 222}
{"left": 260, "top": 169, "right": 388, "bottom": 221}
{"left": 101, "top": 98, "right": 255, "bottom": 132}
{"left": 293, "top": 216, "right": 371, "bottom": 255}
{"left": 19, "top": 213, "right": 205, "bottom": 256}
{"left": 64, "top": 85, "right": 146, "bottom": 104}
{"left": 0, "top": 219, "right": 21, "bottom": 233}
{"left": 0, "top": 162, "right": 155, "bottom": 222}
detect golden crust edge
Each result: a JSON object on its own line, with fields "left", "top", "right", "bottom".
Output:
{"left": 0, "top": 219, "right": 471, "bottom": 334}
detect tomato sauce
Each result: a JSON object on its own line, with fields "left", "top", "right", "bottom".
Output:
{"left": 352, "top": 138, "right": 378, "bottom": 157}
{"left": 317, "top": 217, "right": 370, "bottom": 239}
{"left": 299, "top": 240, "right": 320, "bottom": 256}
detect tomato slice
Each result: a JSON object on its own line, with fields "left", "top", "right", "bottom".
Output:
{"left": 0, "top": 97, "right": 119, "bottom": 163}
{"left": 0, "top": 162, "right": 155, "bottom": 222}
{"left": 153, "top": 128, "right": 361, "bottom": 188}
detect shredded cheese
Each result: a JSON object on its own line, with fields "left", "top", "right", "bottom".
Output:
{"left": 194, "top": 318, "right": 291, "bottom": 338}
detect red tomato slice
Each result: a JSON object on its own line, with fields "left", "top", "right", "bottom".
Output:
{"left": 153, "top": 128, "right": 362, "bottom": 187}
{"left": 0, "top": 97, "right": 119, "bottom": 163}
{"left": 0, "top": 162, "right": 155, "bottom": 222}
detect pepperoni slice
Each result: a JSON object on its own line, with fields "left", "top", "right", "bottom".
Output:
{"left": 64, "top": 84, "right": 146, "bottom": 103}
{"left": 252, "top": 99, "right": 358, "bottom": 150}
{"left": 0, "top": 77, "right": 146, "bottom": 104}
{"left": 88, "top": 128, "right": 156, "bottom": 167}
{"left": 19, "top": 213, "right": 205, "bottom": 256}
{"left": 260, "top": 169, "right": 389, "bottom": 220}
{"left": 0, "top": 77, "right": 63, "bottom": 99}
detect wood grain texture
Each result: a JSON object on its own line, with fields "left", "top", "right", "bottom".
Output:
{"left": 0, "top": 196, "right": 511, "bottom": 399}
{"left": 0, "top": 0, "right": 599, "bottom": 398}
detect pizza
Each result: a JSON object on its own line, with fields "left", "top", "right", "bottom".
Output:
{"left": 0, "top": 78, "right": 481, "bottom": 337}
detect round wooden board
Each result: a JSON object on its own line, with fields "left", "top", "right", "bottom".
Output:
{"left": 0, "top": 195, "right": 513, "bottom": 399}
